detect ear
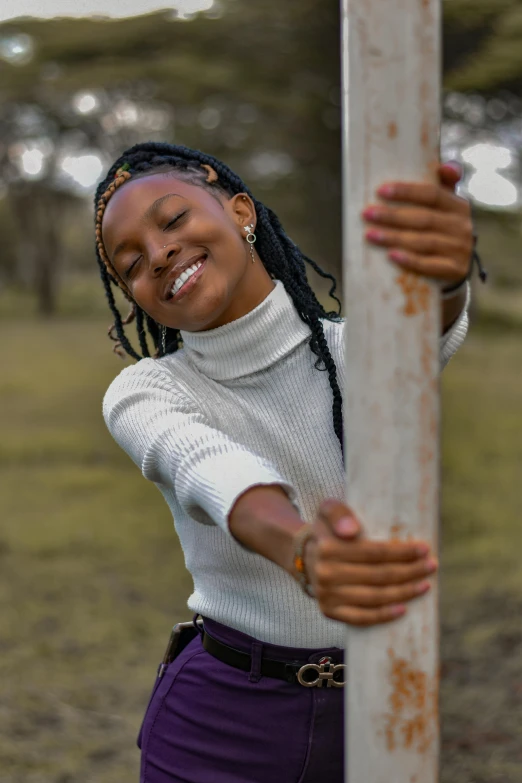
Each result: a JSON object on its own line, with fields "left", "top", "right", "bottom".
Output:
{"left": 227, "top": 193, "right": 256, "bottom": 231}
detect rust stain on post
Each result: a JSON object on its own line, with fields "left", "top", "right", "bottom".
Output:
{"left": 387, "top": 121, "right": 398, "bottom": 139}
{"left": 390, "top": 522, "right": 406, "bottom": 539}
{"left": 395, "top": 272, "right": 431, "bottom": 316}
{"left": 384, "top": 648, "right": 437, "bottom": 754}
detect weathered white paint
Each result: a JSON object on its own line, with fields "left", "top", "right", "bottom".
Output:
{"left": 341, "top": 1, "right": 441, "bottom": 781}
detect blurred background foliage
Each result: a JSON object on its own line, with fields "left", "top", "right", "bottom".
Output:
{"left": 0, "top": 2, "right": 521, "bottom": 782}
{"left": 0, "top": 0, "right": 522, "bottom": 316}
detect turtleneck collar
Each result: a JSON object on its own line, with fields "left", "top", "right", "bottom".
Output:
{"left": 179, "top": 279, "right": 311, "bottom": 381}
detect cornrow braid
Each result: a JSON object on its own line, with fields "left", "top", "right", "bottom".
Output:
{"left": 94, "top": 142, "right": 345, "bottom": 460}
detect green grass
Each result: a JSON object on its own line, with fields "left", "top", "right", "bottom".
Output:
{"left": 439, "top": 330, "right": 522, "bottom": 783}
{"left": 1, "top": 310, "right": 521, "bottom": 781}
{"left": 0, "top": 319, "right": 192, "bottom": 783}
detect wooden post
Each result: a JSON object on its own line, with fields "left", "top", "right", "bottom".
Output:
{"left": 341, "top": 1, "right": 441, "bottom": 781}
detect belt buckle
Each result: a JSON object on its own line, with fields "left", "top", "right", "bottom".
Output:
{"left": 297, "top": 656, "right": 346, "bottom": 688}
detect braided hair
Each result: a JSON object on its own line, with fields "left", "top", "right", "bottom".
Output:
{"left": 94, "top": 141, "right": 345, "bottom": 459}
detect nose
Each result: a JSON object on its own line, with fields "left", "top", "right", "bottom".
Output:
{"left": 150, "top": 242, "right": 180, "bottom": 276}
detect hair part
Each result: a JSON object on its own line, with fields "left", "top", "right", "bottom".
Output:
{"left": 94, "top": 141, "right": 345, "bottom": 460}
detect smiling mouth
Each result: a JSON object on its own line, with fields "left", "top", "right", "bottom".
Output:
{"left": 165, "top": 253, "right": 207, "bottom": 300}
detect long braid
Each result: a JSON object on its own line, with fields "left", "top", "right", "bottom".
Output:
{"left": 135, "top": 307, "right": 150, "bottom": 358}
{"left": 94, "top": 142, "right": 345, "bottom": 460}
{"left": 100, "top": 265, "right": 141, "bottom": 360}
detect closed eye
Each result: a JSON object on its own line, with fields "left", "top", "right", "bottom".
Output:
{"left": 124, "top": 255, "right": 142, "bottom": 279}
{"left": 164, "top": 210, "right": 188, "bottom": 230}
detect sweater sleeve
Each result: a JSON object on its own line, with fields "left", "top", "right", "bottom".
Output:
{"left": 439, "top": 282, "right": 471, "bottom": 370}
{"left": 102, "top": 361, "right": 301, "bottom": 535}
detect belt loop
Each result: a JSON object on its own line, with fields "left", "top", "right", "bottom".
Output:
{"left": 248, "top": 641, "right": 263, "bottom": 683}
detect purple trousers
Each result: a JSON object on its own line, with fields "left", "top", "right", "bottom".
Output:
{"left": 138, "top": 617, "right": 344, "bottom": 783}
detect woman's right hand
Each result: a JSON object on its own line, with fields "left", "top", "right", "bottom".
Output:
{"left": 303, "top": 498, "right": 438, "bottom": 626}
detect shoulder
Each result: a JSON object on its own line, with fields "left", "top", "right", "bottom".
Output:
{"left": 104, "top": 356, "right": 167, "bottom": 399}
{"left": 321, "top": 316, "right": 345, "bottom": 343}
{"left": 102, "top": 356, "right": 195, "bottom": 421}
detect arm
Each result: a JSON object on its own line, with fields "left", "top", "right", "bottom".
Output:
{"left": 229, "top": 486, "right": 438, "bottom": 626}
{"left": 228, "top": 484, "right": 303, "bottom": 572}
{"left": 441, "top": 285, "right": 467, "bottom": 334}
{"left": 439, "top": 281, "right": 470, "bottom": 369}
{"left": 103, "top": 361, "right": 300, "bottom": 533}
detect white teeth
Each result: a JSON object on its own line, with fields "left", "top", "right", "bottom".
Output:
{"left": 171, "top": 260, "right": 203, "bottom": 296}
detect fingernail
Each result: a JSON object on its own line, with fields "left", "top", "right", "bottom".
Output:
{"left": 336, "top": 516, "right": 358, "bottom": 537}
{"left": 445, "top": 161, "right": 462, "bottom": 176}
{"left": 415, "top": 581, "right": 431, "bottom": 595}
{"left": 390, "top": 604, "right": 406, "bottom": 617}
{"left": 377, "top": 184, "right": 396, "bottom": 197}
{"left": 424, "top": 558, "right": 438, "bottom": 573}
{"left": 362, "top": 207, "right": 381, "bottom": 220}
{"left": 366, "top": 229, "right": 386, "bottom": 243}
{"left": 389, "top": 250, "right": 409, "bottom": 263}
{"left": 416, "top": 544, "right": 430, "bottom": 556}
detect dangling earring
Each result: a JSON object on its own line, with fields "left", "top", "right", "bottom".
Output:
{"left": 161, "top": 325, "right": 166, "bottom": 354}
{"left": 243, "top": 224, "right": 256, "bottom": 263}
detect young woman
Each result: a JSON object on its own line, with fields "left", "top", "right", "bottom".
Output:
{"left": 95, "top": 141, "right": 477, "bottom": 783}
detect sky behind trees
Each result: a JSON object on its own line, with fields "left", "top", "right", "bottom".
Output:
{"left": 0, "top": 0, "right": 215, "bottom": 22}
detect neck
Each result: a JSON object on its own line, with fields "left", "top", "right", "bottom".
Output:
{"left": 203, "top": 251, "right": 275, "bottom": 330}
{"left": 178, "top": 279, "right": 312, "bottom": 381}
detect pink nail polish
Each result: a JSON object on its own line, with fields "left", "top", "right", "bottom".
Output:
{"left": 445, "top": 161, "right": 462, "bottom": 177}
{"left": 390, "top": 604, "right": 406, "bottom": 617}
{"left": 416, "top": 581, "right": 431, "bottom": 594}
{"left": 366, "top": 229, "right": 386, "bottom": 243}
{"left": 336, "top": 517, "right": 358, "bottom": 536}
{"left": 378, "top": 184, "right": 396, "bottom": 198}
{"left": 389, "top": 250, "right": 408, "bottom": 263}
{"left": 362, "top": 207, "right": 381, "bottom": 221}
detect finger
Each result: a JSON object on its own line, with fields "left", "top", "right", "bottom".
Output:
{"left": 361, "top": 205, "right": 470, "bottom": 240}
{"left": 441, "top": 160, "right": 462, "bottom": 176}
{"left": 377, "top": 181, "right": 469, "bottom": 215}
{"left": 315, "top": 536, "right": 431, "bottom": 564}
{"left": 323, "top": 603, "right": 407, "bottom": 627}
{"left": 315, "top": 557, "right": 438, "bottom": 588}
{"left": 321, "top": 579, "right": 432, "bottom": 609}
{"left": 438, "top": 162, "right": 462, "bottom": 191}
{"left": 387, "top": 250, "right": 467, "bottom": 283}
{"left": 365, "top": 227, "right": 468, "bottom": 261}
{"left": 316, "top": 498, "right": 362, "bottom": 540}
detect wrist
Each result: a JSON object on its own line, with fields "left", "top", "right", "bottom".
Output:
{"left": 441, "top": 277, "right": 467, "bottom": 300}
{"left": 291, "top": 525, "right": 316, "bottom": 597}
{"left": 442, "top": 231, "right": 487, "bottom": 296}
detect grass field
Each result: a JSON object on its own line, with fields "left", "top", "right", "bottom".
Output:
{"left": 1, "top": 303, "right": 521, "bottom": 782}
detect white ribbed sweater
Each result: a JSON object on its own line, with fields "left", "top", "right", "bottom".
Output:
{"left": 103, "top": 279, "right": 469, "bottom": 648}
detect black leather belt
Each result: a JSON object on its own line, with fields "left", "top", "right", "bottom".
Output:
{"left": 202, "top": 630, "right": 346, "bottom": 688}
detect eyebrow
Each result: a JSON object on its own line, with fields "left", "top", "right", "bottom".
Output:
{"left": 112, "top": 193, "right": 186, "bottom": 260}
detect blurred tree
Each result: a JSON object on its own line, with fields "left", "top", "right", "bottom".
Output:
{"left": 0, "top": 2, "right": 343, "bottom": 314}
{"left": 443, "top": 0, "right": 522, "bottom": 93}
{"left": 1, "top": 1, "right": 522, "bottom": 314}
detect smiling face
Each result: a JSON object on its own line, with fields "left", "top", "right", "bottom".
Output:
{"left": 101, "top": 171, "right": 275, "bottom": 332}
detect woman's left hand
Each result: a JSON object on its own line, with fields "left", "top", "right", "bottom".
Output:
{"left": 362, "top": 162, "right": 473, "bottom": 288}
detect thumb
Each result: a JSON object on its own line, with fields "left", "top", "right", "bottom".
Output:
{"left": 317, "top": 498, "right": 362, "bottom": 540}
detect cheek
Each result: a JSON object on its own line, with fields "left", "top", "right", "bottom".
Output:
{"left": 191, "top": 214, "right": 243, "bottom": 257}
{"left": 130, "top": 279, "right": 156, "bottom": 313}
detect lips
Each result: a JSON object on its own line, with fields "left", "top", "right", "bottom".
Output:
{"left": 164, "top": 253, "right": 207, "bottom": 300}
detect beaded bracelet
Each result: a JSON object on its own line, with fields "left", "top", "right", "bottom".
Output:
{"left": 292, "top": 525, "right": 316, "bottom": 598}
